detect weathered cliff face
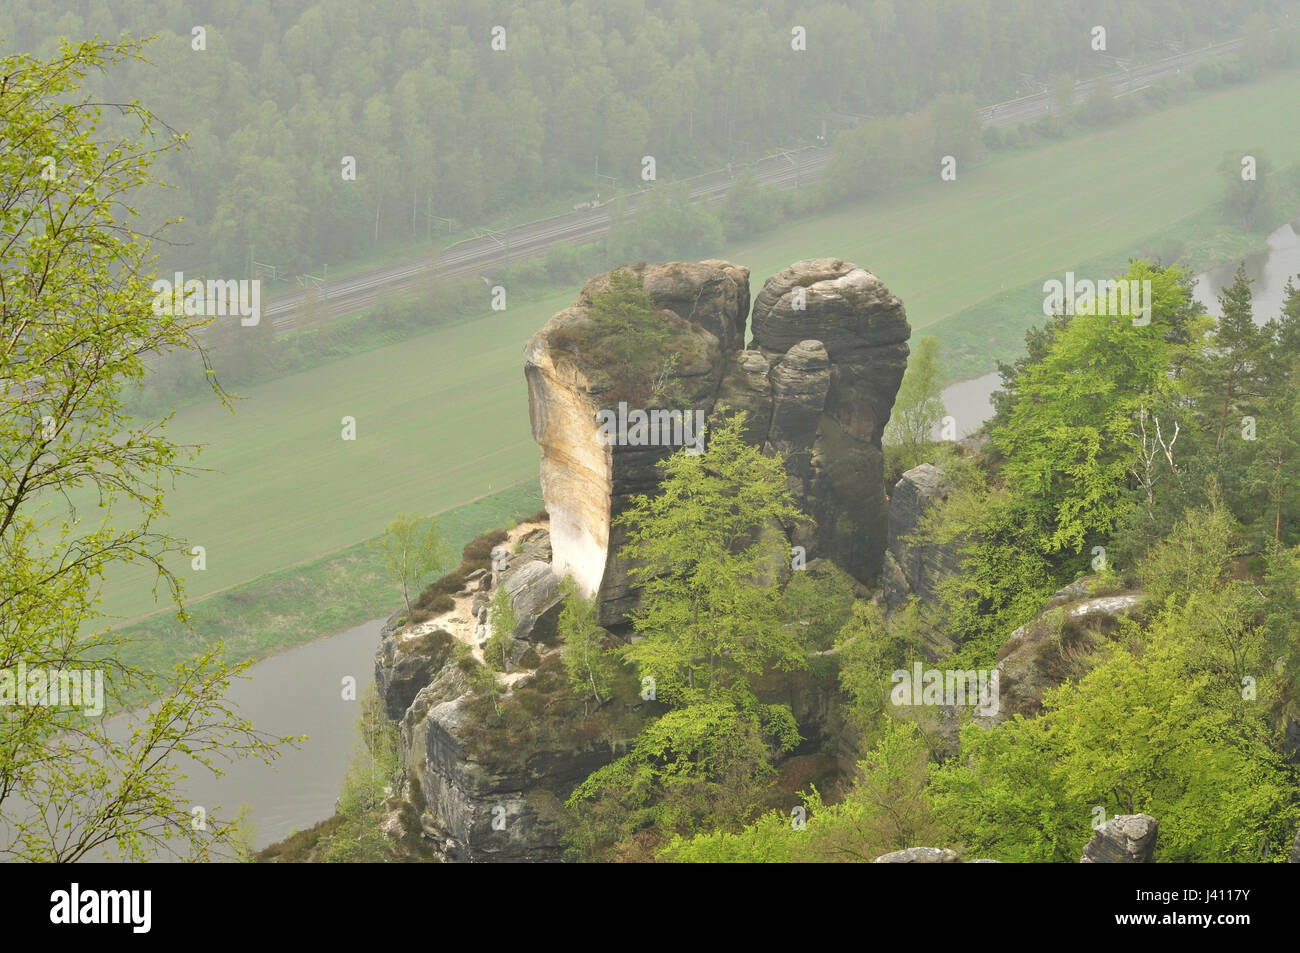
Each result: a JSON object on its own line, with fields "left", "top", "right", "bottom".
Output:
{"left": 374, "top": 523, "right": 638, "bottom": 863}
{"left": 526, "top": 257, "right": 910, "bottom": 624}
{"left": 1080, "top": 814, "right": 1159, "bottom": 863}
{"left": 741, "top": 260, "right": 910, "bottom": 583}
{"left": 525, "top": 262, "right": 735, "bottom": 625}
{"left": 412, "top": 688, "right": 615, "bottom": 862}
{"left": 882, "top": 463, "right": 961, "bottom": 612}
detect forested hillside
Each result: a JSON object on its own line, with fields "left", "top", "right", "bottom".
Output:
{"left": 1, "top": 0, "right": 1288, "bottom": 275}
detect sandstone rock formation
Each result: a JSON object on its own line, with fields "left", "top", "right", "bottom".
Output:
{"left": 882, "top": 463, "right": 961, "bottom": 612}
{"left": 1080, "top": 814, "right": 1159, "bottom": 863}
{"left": 993, "top": 578, "right": 1141, "bottom": 722}
{"left": 409, "top": 676, "right": 615, "bottom": 862}
{"left": 873, "top": 847, "right": 999, "bottom": 862}
{"left": 526, "top": 258, "right": 910, "bottom": 624}
{"left": 920, "top": 574, "right": 1142, "bottom": 755}
{"left": 525, "top": 262, "right": 737, "bottom": 625}
{"left": 874, "top": 846, "right": 961, "bottom": 863}
{"left": 372, "top": 522, "right": 640, "bottom": 862}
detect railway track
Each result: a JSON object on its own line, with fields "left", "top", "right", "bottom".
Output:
{"left": 266, "top": 37, "right": 1243, "bottom": 332}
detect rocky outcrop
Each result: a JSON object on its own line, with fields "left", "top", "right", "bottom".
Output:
{"left": 371, "top": 522, "right": 641, "bottom": 862}
{"left": 873, "top": 847, "right": 999, "bottom": 862}
{"left": 579, "top": 259, "right": 751, "bottom": 354}
{"left": 918, "top": 575, "right": 1142, "bottom": 755}
{"left": 375, "top": 623, "right": 458, "bottom": 721}
{"left": 414, "top": 688, "right": 616, "bottom": 862}
{"left": 874, "top": 846, "right": 960, "bottom": 863}
{"left": 993, "top": 578, "right": 1141, "bottom": 722}
{"left": 498, "top": 561, "right": 562, "bottom": 642}
{"left": 525, "top": 265, "right": 729, "bottom": 625}
{"left": 883, "top": 463, "right": 961, "bottom": 612}
{"left": 749, "top": 260, "right": 910, "bottom": 583}
{"left": 526, "top": 257, "right": 910, "bottom": 624}
{"left": 1081, "top": 814, "right": 1159, "bottom": 863}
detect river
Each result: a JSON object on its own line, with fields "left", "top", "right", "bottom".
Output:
{"left": 175, "top": 616, "right": 388, "bottom": 853}
{"left": 63, "top": 616, "right": 387, "bottom": 860}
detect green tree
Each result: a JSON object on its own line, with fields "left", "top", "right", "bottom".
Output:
{"left": 994, "top": 261, "right": 1189, "bottom": 555}
{"left": 1219, "top": 150, "right": 1278, "bottom": 230}
{"left": 719, "top": 168, "right": 777, "bottom": 241}
{"left": 605, "top": 181, "right": 723, "bottom": 266}
{"left": 836, "top": 600, "right": 931, "bottom": 737}
{"left": 557, "top": 577, "right": 620, "bottom": 707}
{"left": 883, "top": 335, "right": 948, "bottom": 472}
{"left": 779, "top": 563, "right": 858, "bottom": 652}
{"left": 617, "top": 412, "right": 810, "bottom": 707}
{"left": 929, "top": 601, "right": 1297, "bottom": 862}
{"left": 486, "top": 585, "right": 517, "bottom": 673}
{"left": 562, "top": 267, "right": 693, "bottom": 405}
{"left": 565, "top": 701, "right": 798, "bottom": 861}
{"left": 0, "top": 39, "right": 286, "bottom": 862}
{"left": 661, "top": 719, "right": 943, "bottom": 862}
{"left": 1051, "top": 74, "right": 1075, "bottom": 113}
{"left": 377, "top": 513, "right": 452, "bottom": 616}
{"left": 1188, "top": 263, "right": 1268, "bottom": 451}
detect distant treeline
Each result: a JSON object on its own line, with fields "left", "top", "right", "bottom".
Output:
{"left": 2, "top": 0, "right": 1293, "bottom": 276}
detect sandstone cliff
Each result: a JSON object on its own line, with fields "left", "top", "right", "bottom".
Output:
{"left": 372, "top": 520, "right": 645, "bottom": 862}
{"left": 882, "top": 462, "right": 962, "bottom": 612}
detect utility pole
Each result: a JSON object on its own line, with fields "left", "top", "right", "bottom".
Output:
{"left": 475, "top": 227, "right": 510, "bottom": 270}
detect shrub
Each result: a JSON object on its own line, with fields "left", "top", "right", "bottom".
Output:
{"left": 462, "top": 528, "right": 510, "bottom": 564}
{"left": 1030, "top": 114, "right": 1065, "bottom": 139}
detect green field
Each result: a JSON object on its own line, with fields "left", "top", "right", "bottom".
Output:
{"left": 107, "top": 482, "right": 543, "bottom": 697}
{"left": 727, "top": 67, "right": 1300, "bottom": 337}
{"left": 89, "top": 65, "right": 1300, "bottom": 629}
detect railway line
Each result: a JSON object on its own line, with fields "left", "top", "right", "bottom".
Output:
{"left": 265, "top": 37, "right": 1244, "bottom": 332}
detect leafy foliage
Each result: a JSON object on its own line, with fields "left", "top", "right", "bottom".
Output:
{"left": 565, "top": 701, "right": 798, "bottom": 861}
{"left": 0, "top": 39, "right": 289, "bottom": 862}
{"left": 661, "top": 720, "right": 945, "bottom": 862}
{"left": 883, "top": 334, "right": 948, "bottom": 473}
{"left": 557, "top": 577, "right": 621, "bottom": 707}
{"left": 617, "top": 412, "right": 809, "bottom": 707}
{"left": 375, "top": 513, "right": 452, "bottom": 614}
{"left": 929, "top": 595, "right": 1298, "bottom": 862}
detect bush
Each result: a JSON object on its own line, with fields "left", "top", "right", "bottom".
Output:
{"left": 409, "top": 592, "right": 455, "bottom": 622}
{"left": 501, "top": 258, "right": 547, "bottom": 289}
{"left": 1030, "top": 114, "right": 1065, "bottom": 139}
{"left": 1193, "top": 60, "right": 1222, "bottom": 88}
{"left": 544, "top": 242, "right": 584, "bottom": 283}
{"left": 462, "top": 528, "right": 510, "bottom": 564}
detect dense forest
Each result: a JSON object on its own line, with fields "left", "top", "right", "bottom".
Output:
{"left": 2, "top": 0, "right": 1293, "bottom": 275}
